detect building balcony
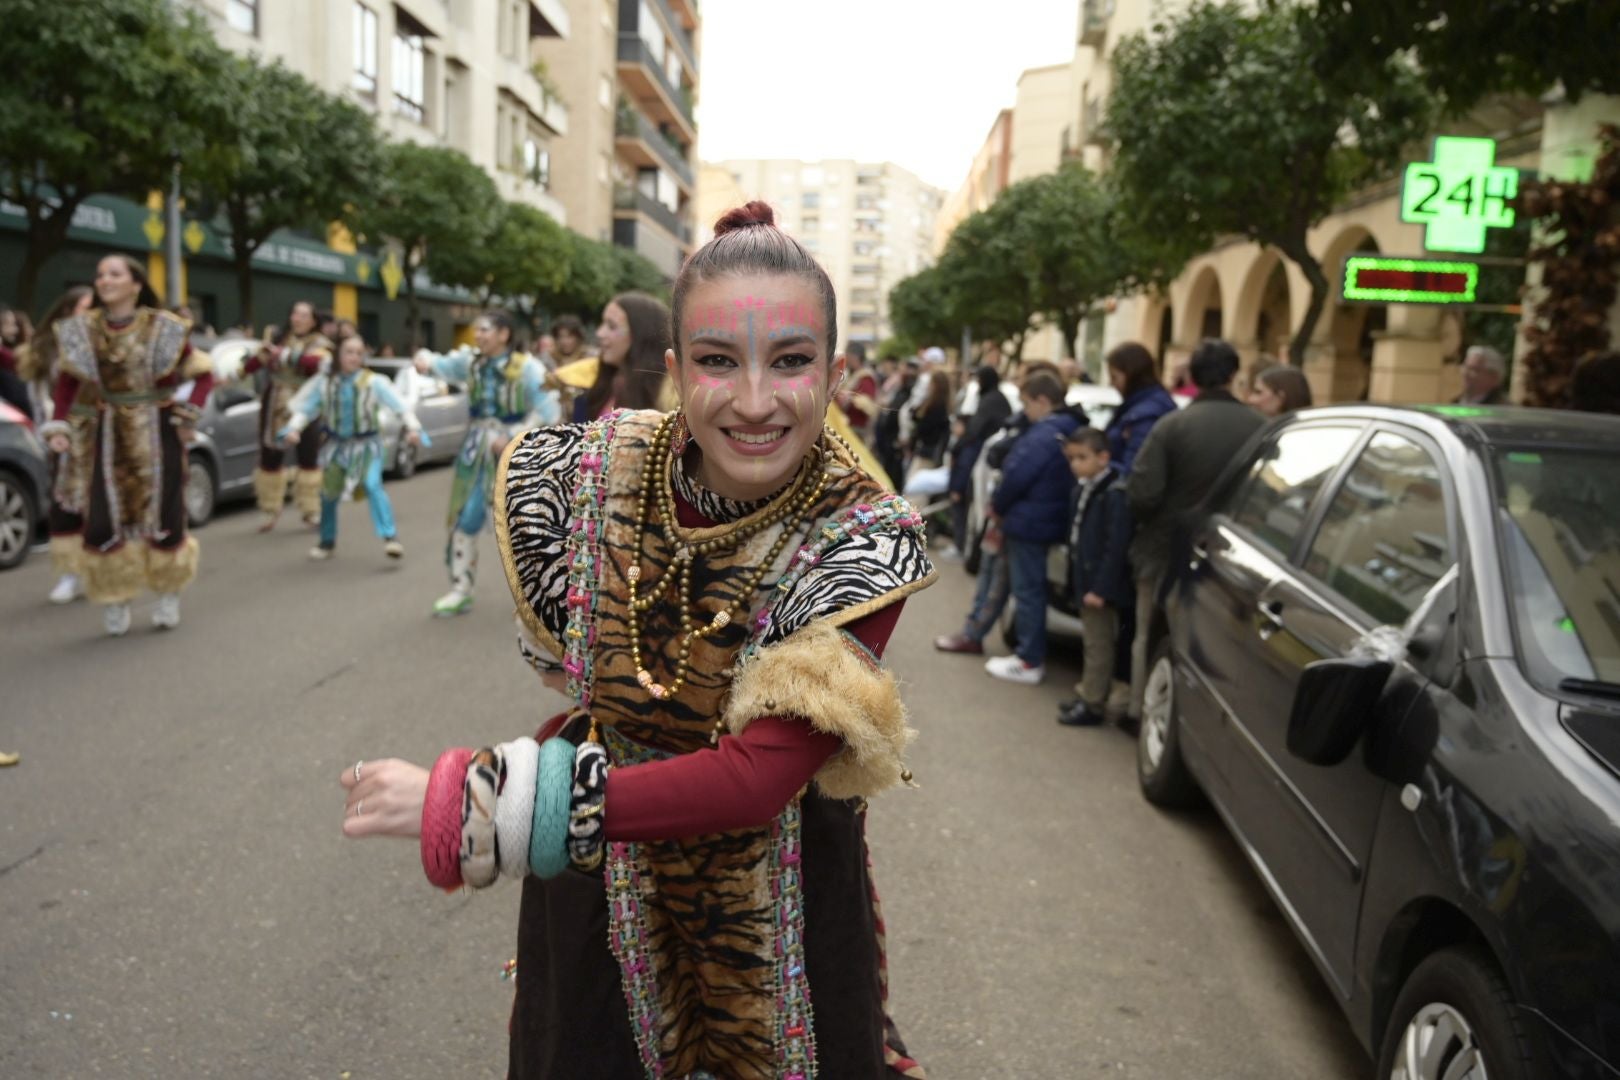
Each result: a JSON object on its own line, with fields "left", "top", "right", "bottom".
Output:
{"left": 1083, "top": 95, "right": 1107, "bottom": 147}
{"left": 668, "top": 0, "right": 699, "bottom": 32}
{"left": 529, "top": 0, "right": 570, "bottom": 38}
{"left": 620, "top": 0, "right": 698, "bottom": 75}
{"left": 614, "top": 184, "right": 692, "bottom": 245}
{"left": 617, "top": 34, "right": 695, "bottom": 139}
{"left": 1080, "top": 0, "right": 1111, "bottom": 47}
{"left": 612, "top": 212, "right": 687, "bottom": 280}
{"left": 615, "top": 104, "right": 693, "bottom": 190}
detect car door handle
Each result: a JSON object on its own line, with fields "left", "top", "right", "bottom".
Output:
{"left": 1257, "top": 599, "right": 1286, "bottom": 638}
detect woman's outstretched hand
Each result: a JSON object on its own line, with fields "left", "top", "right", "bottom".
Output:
{"left": 341, "top": 758, "right": 428, "bottom": 839}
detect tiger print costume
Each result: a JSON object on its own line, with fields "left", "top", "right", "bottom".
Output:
{"left": 495, "top": 409, "right": 936, "bottom": 1079}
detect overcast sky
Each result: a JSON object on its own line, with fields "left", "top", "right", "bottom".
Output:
{"left": 694, "top": 0, "right": 1080, "bottom": 192}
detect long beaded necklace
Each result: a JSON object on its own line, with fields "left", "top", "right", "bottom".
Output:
{"left": 625, "top": 411, "right": 830, "bottom": 701}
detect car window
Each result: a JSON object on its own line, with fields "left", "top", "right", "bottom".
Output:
{"left": 1227, "top": 426, "right": 1362, "bottom": 556}
{"left": 1304, "top": 431, "right": 1452, "bottom": 625}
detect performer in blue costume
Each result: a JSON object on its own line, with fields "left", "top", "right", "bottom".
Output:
{"left": 414, "top": 309, "right": 557, "bottom": 615}
{"left": 286, "top": 334, "right": 421, "bottom": 562}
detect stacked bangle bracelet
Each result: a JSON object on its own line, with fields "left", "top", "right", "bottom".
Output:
{"left": 529, "top": 737, "right": 575, "bottom": 879}
{"left": 495, "top": 737, "right": 541, "bottom": 879}
{"left": 568, "top": 741, "right": 609, "bottom": 873}
{"left": 422, "top": 747, "right": 473, "bottom": 889}
{"left": 459, "top": 746, "right": 504, "bottom": 889}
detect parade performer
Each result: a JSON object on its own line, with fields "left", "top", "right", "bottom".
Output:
{"left": 41, "top": 255, "right": 212, "bottom": 636}
{"left": 19, "top": 285, "right": 95, "bottom": 604}
{"left": 414, "top": 309, "right": 558, "bottom": 616}
{"left": 551, "top": 292, "right": 676, "bottom": 423}
{"left": 342, "top": 203, "right": 937, "bottom": 1078}
{"left": 243, "top": 299, "right": 331, "bottom": 531}
{"left": 285, "top": 334, "right": 421, "bottom": 562}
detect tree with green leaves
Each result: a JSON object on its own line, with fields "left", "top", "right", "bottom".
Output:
{"left": 887, "top": 266, "right": 959, "bottom": 353}
{"left": 1302, "top": 0, "right": 1619, "bottom": 114}
{"left": 0, "top": 0, "right": 228, "bottom": 313}
{"left": 348, "top": 142, "right": 501, "bottom": 347}
{"left": 935, "top": 206, "right": 1039, "bottom": 359}
{"left": 538, "top": 232, "right": 619, "bottom": 322}
{"left": 185, "top": 56, "right": 380, "bottom": 328}
{"left": 1108, "top": 0, "right": 1435, "bottom": 364}
{"left": 609, "top": 245, "right": 672, "bottom": 301}
{"left": 433, "top": 200, "right": 572, "bottom": 329}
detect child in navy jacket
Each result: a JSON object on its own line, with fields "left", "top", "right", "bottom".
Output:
{"left": 1058, "top": 427, "right": 1134, "bottom": 725}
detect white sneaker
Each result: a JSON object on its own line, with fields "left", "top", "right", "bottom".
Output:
{"left": 383, "top": 539, "right": 404, "bottom": 559}
{"left": 151, "top": 593, "right": 181, "bottom": 630}
{"left": 49, "top": 574, "right": 83, "bottom": 604}
{"left": 985, "top": 654, "right": 1044, "bottom": 685}
{"left": 433, "top": 589, "right": 473, "bottom": 616}
{"left": 104, "top": 603, "right": 132, "bottom": 637}
{"left": 308, "top": 545, "right": 334, "bottom": 561}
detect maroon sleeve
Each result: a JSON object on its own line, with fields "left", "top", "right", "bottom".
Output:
{"left": 186, "top": 368, "right": 215, "bottom": 408}
{"left": 602, "top": 601, "right": 906, "bottom": 842}
{"left": 295, "top": 345, "right": 327, "bottom": 378}
{"left": 242, "top": 345, "right": 272, "bottom": 376}
{"left": 50, "top": 371, "right": 79, "bottom": 423}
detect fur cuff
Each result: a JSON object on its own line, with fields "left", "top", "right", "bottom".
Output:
{"left": 252, "top": 467, "right": 286, "bottom": 514}
{"left": 82, "top": 543, "right": 146, "bottom": 604}
{"left": 293, "top": 468, "right": 322, "bottom": 517}
{"left": 49, "top": 534, "right": 82, "bottom": 576}
{"left": 722, "top": 620, "right": 915, "bottom": 801}
{"left": 40, "top": 419, "right": 70, "bottom": 440}
{"left": 145, "top": 536, "right": 199, "bottom": 593}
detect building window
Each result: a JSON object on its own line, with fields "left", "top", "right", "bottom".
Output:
{"left": 801, "top": 193, "right": 820, "bottom": 210}
{"left": 352, "top": 4, "right": 379, "bottom": 99}
{"left": 227, "top": 0, "right": 258, "bottom": 34}
{"left": 393, "top": 30, "right": 427, "bottom": 123}
{"left": 524, "top": 138, "right": 551, "bottom": 188}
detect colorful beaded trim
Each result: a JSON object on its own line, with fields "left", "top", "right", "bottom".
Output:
{"left": 605, "top": 839, "right": 665, "bottom": 1079}
{"left": 561, "top": 412, "right": 621, "bottom": 708}
{"left": 771, "top": 798, "right": 817, "bottom": 1078}
{"left": 739, "top": 494, "right": 926, "bottom": 666}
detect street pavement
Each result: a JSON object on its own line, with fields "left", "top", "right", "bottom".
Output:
{"left": 0, "top": 463, "right": 1369, "bottom": 1078}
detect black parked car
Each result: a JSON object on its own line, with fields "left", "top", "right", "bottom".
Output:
{"left": 1141, "top": 405, "right": 1620, "bottom": 1078}
{"left": 0, "top": 399, "right": 48, "bottom": 570}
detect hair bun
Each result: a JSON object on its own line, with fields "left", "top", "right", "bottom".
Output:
{"left": 712, "top": 201, "right": 776, "bottom": 236}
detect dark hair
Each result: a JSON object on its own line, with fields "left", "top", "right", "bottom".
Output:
{"left": 1189, "top": 338, "right": 1241, "bottom": 390}
{"left": 90, "top": 254, "right": 160, "bottom": 310}
{"left": 1256, "top": 365, "right": 1313, "bottom": 413}
{"left": 0, "top": 304, "right": 30, "bottom": 347}
{"left": 1022, "top": 371, "right": 1065, "bottom": 406}
{"left": 672, "top": 201, "right": 838, "bottom": 362}
{"left": 480, "top": 308, "right": 522, "bottom": 352}
{"left": 975, "top": 364, "right": 1000, "bottom": 395}
{"left": 316, "top": 309, "right": 336, "bottom": 327}
{"left": 588, "top": 291, "right": 671, "bottom": 414}
{"left": 17, "top": 285, "right": 91, "bottom": 381}
{"left": 845, "top": 341, "right": 867, "bottom": 364}
{"left": 919, "top": 367, "right": 951, "bottom": 417}
{"left": 552, "top": 314, "right": 586, "bottom": 346}
{"left": 1106, "top": 341, "right": 1159, "bottom": 396}
{"left": 1065, "top": 426, "right": 1109, "bottom": 453}
{"left": 1571, "top": 352, "right": 1620, "bottom": 414}
{"left": 274, "top": 300, "right": 321, "bottom": 346}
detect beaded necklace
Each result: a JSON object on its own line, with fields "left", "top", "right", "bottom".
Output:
{"left": 626, "top": 411, "right": 830, "bottom": 701}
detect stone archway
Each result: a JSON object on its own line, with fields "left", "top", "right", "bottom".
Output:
{"left": 1135, "top": 293, "right": 1173, "bottom": 375}
{"left": 1311, "top": 226, "right": 1384, "bottom": 402}
{"left": 1170, "top": 265, "right": 1223, "bottom": 386}
{"left": 1230, "top": 248, "right": 1294, "bottom": 390}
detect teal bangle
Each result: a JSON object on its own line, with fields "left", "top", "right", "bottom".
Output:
{"left": 529, "top": 737, "right": 575, "bottom": 879}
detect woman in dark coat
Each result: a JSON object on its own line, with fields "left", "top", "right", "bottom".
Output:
{"left": 1102, "top": 341, "right": 1177, "bottom": 473}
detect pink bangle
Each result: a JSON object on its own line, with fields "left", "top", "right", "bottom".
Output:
{"left": 421, "top": 747, "right": 473, "bottom": 889}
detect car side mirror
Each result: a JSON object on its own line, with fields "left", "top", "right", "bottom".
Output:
{"left": 1286, "top": 657, "right": 1394, "bottom": 767}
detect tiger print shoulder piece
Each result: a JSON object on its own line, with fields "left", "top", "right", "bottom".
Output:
{"left": 494, "top": 420, "right": 594, "bottom": 662}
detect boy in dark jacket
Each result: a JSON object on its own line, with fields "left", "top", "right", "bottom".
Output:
{"left": 983, "top": 371, "right": 1083, "bottom": 684}
{"left": 1056, "top": 427, "right": 1134, "bottom": 725}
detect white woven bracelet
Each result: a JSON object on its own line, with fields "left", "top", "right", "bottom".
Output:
{"left": 495, "top": 737, "right": 541, "bottom": 879}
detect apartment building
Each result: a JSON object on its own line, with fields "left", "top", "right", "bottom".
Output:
{"left": 934, "top": 110, "right": 1012, "bottom": 255}
{"left": 706, "top": 160, "right": 946, "bottom": 349}
{"left": 534, "top": 0, "right": 701, "bottom": 277}
{"left": 190, "top": 0, "right": 572, "bottom": 224}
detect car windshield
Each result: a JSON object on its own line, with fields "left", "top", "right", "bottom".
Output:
{"left": 1492, "top": 447, "right": 1620, "bottom": 692}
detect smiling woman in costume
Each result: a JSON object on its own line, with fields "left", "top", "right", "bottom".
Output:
{"left": 342, "top": 202, "right": 936, "bottom": 1078}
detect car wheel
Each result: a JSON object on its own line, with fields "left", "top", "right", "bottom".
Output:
{"left": 1377, "top": 946, "right": 1537, "bottom": 1080}
{"left": 185, "top": 456, "right": 217, "bottom": 528}
{"left": 0, "top": 471, "right": 37, "bottom": 570}
{"left": 1137, "top": 639, "right": 1201, "bottom": 808}
{"left": 395, "top": 440, "right": 418, "bottom": 479}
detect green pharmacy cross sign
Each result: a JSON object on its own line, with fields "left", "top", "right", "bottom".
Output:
{"left": 1401, "top": 136, "right": 1517, "bottom": 254}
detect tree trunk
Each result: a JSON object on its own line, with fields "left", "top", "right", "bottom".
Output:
{"left": 233, "top": 243, "right": 258, "bottom": 331}
{"left": 16, "top": 198, "right": 81, "bottom": 316}
{"left": 1282, "top": 241, "right": 1331, "bottom": 368}
{"left": 1059, "top": 309, "right": 1083, "bottom": 361}
{"left": 404, "top": 260, "right": 422, "bottom": 350}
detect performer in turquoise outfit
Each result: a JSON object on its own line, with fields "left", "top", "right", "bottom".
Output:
{"left": 414, "top": 309, "right": 557, "bottom": 615}
{"left": 286, "top": 334, "right": 421, "bottom": 561}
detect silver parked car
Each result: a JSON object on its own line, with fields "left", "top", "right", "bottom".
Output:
{"left": 364, "top": 358, "right": 469, "bottom": 478}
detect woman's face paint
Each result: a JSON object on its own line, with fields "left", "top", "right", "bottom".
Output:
{"left": 670, "top": 274, "right": 844, "bottom": 503}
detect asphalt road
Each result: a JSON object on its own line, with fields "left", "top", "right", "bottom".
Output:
{"left": 0, "top": 463, "right": 1370, "bottom": 1079}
